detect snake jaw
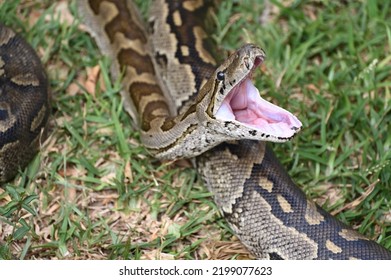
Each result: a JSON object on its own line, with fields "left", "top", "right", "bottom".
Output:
{"left": 214, "top": 48, "right": 302, "bottom": 142}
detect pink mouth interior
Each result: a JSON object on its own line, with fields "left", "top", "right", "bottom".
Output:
{"left": 216, "top": 78, "right": 302, "bottom": 138}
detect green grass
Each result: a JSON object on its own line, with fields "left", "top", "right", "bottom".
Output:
{"left": 0, "top": 0, "right": 390, "bottom": 259}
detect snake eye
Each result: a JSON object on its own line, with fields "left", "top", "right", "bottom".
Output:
{"left": 216, "top": 71, "right": 225, "bottom": 81}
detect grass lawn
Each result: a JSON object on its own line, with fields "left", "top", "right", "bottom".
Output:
{"left": 0, "top": 0, "right": 390, "bottom": 259}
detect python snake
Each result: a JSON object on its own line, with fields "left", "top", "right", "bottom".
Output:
{"left": 0, "top": 24, "right": 50, "bottom": 183}
{"left": 1, "top": 0, "right": 390, "bottom": 259}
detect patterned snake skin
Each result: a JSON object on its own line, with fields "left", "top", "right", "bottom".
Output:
{"left": 0, "top": 24, "right": 50, "bottom": 183}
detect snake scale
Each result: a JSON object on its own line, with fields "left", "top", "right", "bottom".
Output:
{"left": 1, "top": 0, "right": 390, "bottom": 259}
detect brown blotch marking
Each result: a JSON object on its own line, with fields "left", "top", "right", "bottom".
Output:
{"left": 325, "top": 239, "right": 342, "bottom": 254}
{"left": 182, "top": 0, "right": 204, "bottom": 11}
{"left": 304, "top": 201, "right": 325, "bottom": 225}
{"left": 159, "top": 118, "right": 177, "bottom": 132}
{"left": 141, "top": 100, "right": 170, "bottom": 132}
{"left": 138, "top": 93, "right": 167, "bottom": 118}
{"left": 118, "top": 48, "right": 155, "bottom": 76}
{"left": 259, "top": 177, "right": 273, "bottom": 193}
{"left": 193, "top": 26, "right": 216, "bottom": 65}
{"left": 128, "top": 82, "right": 165, "bottom": 112}
{"left": 172, "top": 10, "right": 182, "bottom": 26}
{"left": 339, "top": 229, "right": 368, "bottom": 241}
{"left": 93, "top": 0, "right": 147, "bottom": 44}
{"left": 128, "top": 81, "right": 171, "bottom": 132}
{"left": 11, "top": 73, "right": 39, "bottom": 87}
{"left": 276, "top": 195, "right": 293, "bottom": 213}
{"left": 142, "top": 100, "right": 169, "bottom": 118}
{"left": 30, "top": 105, "right": 47, "bottom": 132}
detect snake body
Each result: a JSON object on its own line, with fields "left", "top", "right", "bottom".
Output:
{"left": 0, "top": 24, "right": 50, "bottom": 183}
{"left": 78, "top": 0, "right": 391, "bottom": 259}
{"left": 1, "top": 0, "right": 390, "bottom": 259}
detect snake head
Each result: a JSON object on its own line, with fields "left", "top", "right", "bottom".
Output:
{"left": 203, "top": 43, "right": 302, "bottom": 142}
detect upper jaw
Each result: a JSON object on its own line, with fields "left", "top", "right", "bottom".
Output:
{"left": 215, "top": 49, "right": 302, "bottom": 141}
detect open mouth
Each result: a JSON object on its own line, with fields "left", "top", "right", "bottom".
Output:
{"left": 215, "top": 60, "right": 302, "bottom": 139}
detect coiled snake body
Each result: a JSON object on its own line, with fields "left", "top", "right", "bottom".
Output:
{"left": 2, "top": 0, "right": 391, "bottom": 259}
{"left": 0, "top": 24, "right": 50, "bottom": 183}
